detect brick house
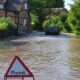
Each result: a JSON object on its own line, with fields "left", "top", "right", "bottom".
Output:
{"left": 0, "top": 0, "right": 32, "bottom": 34}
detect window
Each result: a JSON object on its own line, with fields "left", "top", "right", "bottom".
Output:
{"left": 24, "top": 3, "right": 28, "bottom": 10}
{"left": 23, "top": 19, "right": 26, "bottom": 26}
{"left": 0, "top": 4, "right": 4, "bottom": 9}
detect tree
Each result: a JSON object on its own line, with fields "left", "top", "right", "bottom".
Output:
{"left": 42, "top": 13, "right": 71, "bottom": 33}
{"left": 29, "top": 0, "right": 64, "bottom": 14}
{"left": 29, "top": 0, "right": 64, "bottom": 31}
{"left": 29, "top": 0, "right": 64, "bottom": 10}
{"left": 68, "top": 0, "right": 80, "bottom": 36}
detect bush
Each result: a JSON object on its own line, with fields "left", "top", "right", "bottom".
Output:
{"left": 42, "top": 16, "right": 60, "bottom": 29}
{"left": 0, "top": 17, "right": 17, "bottom": 38}
{"left": 67, "top": 0, "right": 80, "bottom": 36}
{"left": 31, "top": 13, "right": 38, "bottom": 30}
{"left": 31, "top": 13, "right": 44, "bottom": 31}
{"left": 59, "top": 14, "right": 72, "bottom": 32}
{"left": 0, "top": 17, "right": 16, "bottom": 31}
{"left": 42, "top": 14, "right": 71, "bottom": 32}
{"left": 68, "top": 13, "right": 80, "bottom": 35}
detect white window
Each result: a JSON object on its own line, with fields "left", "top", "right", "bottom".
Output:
{"left": 23, "top": 19, "right": 26, "bottom": 26}
{"left": 24, "top": 3, "right": 28, "bottom": 10}
{"left": 0, "top": 4, "right": 4, "bottom": 9}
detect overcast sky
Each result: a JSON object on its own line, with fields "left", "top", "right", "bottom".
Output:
{"left": 65, "top": 0, "right": 74, "bottom": 10}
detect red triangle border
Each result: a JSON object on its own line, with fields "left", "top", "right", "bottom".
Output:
{"left": 4, "top": 56, "right": 34, "bottom": 78}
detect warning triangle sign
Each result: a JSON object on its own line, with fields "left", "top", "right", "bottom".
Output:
{"left": 4, "top": 56, "right": 33, "bottom": 77}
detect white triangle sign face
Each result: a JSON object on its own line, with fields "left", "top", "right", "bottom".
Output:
{"left": 4, "top": 56, "right": 33, "bottom": 78}
{"left": 8, "top": 59, "right": 30, "bottom": 76}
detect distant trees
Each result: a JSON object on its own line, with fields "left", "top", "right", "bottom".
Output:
{"left": 68, "top": 0, "right": 80, "bottom": 36}
{"left": 42, "top": 13, "right": 72, "bottom": 33}
{"left": 29, "top": 0, "right": 64, "bottom": 13}
{"left": 29, "top": 0, "right": 64, "bottom": 31}
{"left": 29, "top": 0, "right": 80, "bottom": 37}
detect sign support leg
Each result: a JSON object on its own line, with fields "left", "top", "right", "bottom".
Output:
{"left": 33, "top": 76, "right": 35, "bottom": 80}
{"left": 22, "top": 77, "right": 24, "bottom": 80}
{"left": 4, "top": 77, "right": 7, "bottom": 80}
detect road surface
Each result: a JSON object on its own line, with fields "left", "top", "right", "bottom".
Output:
{"left": 0, "top": 31, "right": 80, "bottom": 80}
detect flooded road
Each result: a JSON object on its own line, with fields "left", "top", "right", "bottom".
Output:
{"left": 0, "top": 32, "right": 80, "bottom": 80}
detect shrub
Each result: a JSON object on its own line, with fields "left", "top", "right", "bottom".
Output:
{"left": 7, "top": 21, "right": 16, "bottom": 30}
{"left": 0, "top": 17, "right": 16, "bottom": 31}
{"left": 67, "top": 0, "right": 80, "bottom": 36}
{"left": 31, "top": 13, "right": 38, "bottom": 29}
{"left": 43, "top": 13, "right": 72, "bottom": 33}
{"left": 42, "top": 16, "right": 60, "bottom": 29}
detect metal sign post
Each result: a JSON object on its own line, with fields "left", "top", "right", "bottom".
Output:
{"left": 4, "top": 56, "right": 34, "bottom": 80}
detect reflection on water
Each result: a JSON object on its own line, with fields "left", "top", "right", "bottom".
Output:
{"left": 0, "top": 32, "right": 80, "bottom": 80}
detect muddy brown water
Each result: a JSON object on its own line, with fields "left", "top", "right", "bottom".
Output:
{"left": 0, "top": 32, "right": 80, "bottom": 80}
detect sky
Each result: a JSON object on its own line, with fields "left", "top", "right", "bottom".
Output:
{"left": 64, "top": 0, "right": 74, "bottom": 10}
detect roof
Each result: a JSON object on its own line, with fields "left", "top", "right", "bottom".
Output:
{"left": 0, "top": 0, "right": 7, "bottom": 3}
{"left": 4, "top": 0, "right": 26, "bottom": 12}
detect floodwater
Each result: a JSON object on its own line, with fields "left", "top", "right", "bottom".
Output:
{"left": 0, "top": 32, "right": 80, "bottom": 80}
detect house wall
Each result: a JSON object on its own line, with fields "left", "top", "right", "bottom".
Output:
{"left": 18, "top": 11, "right": 32, "bottom": 33}
{"left": 0, "top": 10, "right": 5, "bottom": 17}
{"left": 0, "top": 0, "right": 32, "bottom": 33}
{"left": 5, "top": 11, "right": 32, "bottom": 33}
